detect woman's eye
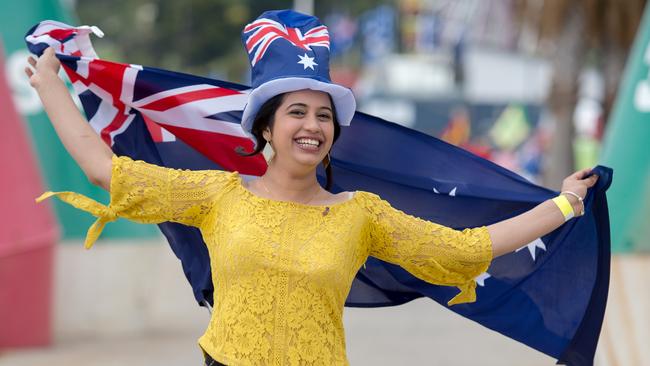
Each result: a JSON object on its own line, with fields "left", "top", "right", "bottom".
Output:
{"left": 290, "top": 110, "right": 305, "bottom": 116}
{"left": 318, "top": 114, "right": 332, "bottom": 120}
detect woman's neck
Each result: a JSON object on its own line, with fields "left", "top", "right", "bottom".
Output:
{"left": 259, "top": 161, "right": 323, "bottom": 202}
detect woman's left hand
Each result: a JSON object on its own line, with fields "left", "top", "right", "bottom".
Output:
{"left": 560, "top": 167, "right": 599, "bottom": 216}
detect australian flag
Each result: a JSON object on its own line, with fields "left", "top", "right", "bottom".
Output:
{"left": 26, "top": 20, "right": 612, "bottom": 365}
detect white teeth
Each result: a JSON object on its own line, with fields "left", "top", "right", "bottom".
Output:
{"left": 295, "top": 138, "right": 320, "bottom": 146}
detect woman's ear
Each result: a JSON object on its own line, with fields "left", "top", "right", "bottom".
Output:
{"left": 262, "top": 128, "right": 272, "bottom": 143}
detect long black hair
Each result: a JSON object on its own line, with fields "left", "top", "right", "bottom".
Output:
{"left": 237, "top": 92, "right": 341, "bottom": 191}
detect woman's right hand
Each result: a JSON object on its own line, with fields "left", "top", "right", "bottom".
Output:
{"left": 22, "top": 46, "right": 114, "bottom": 190}
{"left": 24, "top": 47, "right": 61, "bottom": 89}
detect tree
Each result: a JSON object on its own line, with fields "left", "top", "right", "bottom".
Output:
{"left": 76, "top": 0, "right": 292, "bottom": 81}
{"left": 514, "top": 0, "right": 646, "bottom": 188}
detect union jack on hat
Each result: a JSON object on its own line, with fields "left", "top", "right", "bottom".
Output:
{"left": 240, "top": 10, "right": 356, "bottom": 143}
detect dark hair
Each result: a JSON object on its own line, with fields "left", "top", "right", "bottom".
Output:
{"left": 237, "top": 92, "right": 341, "bottom": 191}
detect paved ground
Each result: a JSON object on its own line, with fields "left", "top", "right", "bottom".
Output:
{"left": 5, "top": 242, "right": 645, "bottom": 365}
{"left": 0, "top": 298, "right": 554, "bottom": 366}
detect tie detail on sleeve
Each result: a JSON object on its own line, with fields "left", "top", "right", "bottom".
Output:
{"left": 35, "top": 155, "right": 235, "bottom": 250}
{"left": 36, "top": 191, "right": 118, "bottom": 249}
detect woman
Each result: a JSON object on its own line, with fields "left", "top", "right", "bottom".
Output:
{"left": 26, "top": 10, "right": 598, "bottom": 366}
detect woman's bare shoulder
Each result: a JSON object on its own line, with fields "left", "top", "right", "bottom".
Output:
{"left": 319, "top": 190, "right": 356, "bottom": 205}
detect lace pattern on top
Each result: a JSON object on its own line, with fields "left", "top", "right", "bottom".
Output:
{"left": 37, "top": 156, "right": 493, "bottom": 365}
{"left": 357, "top": 192, "right": 493, "bottom": 305}
{"left": 35, "top": 155, "right": 234, "bottom": 248}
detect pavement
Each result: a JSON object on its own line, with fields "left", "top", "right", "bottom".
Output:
{"left": 0, "top": 297, "right": 554, "bottom": 366}
{"left": 3, "top": 241, "right": 645, "bottom": 365}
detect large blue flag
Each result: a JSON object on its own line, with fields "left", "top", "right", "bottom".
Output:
{"left": 26, "top": 21, "right": 612, "bottom": 365}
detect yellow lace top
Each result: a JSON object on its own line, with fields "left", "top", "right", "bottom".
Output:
{"left": 38, "top": 156, "right": 493, "bottom": 366}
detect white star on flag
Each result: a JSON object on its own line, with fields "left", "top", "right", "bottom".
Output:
{"left": 516, "top": 238, "right": 547, "bottom": 261}
{"left": 297, "top": 53, "right": 317, "bottom": 70}
{"left": 475, "top": 272, "right": 491, "bottom": 287}
{"left": 433, "top": 186, "right": 457, "bottom": 196}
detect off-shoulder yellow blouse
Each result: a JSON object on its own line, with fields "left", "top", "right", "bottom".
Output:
{"left": 38, "top": 156, "right": 493, "bottom": 366}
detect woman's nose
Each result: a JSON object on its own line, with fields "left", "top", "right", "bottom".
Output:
{"left": 303, "top": 113, "right": 321, "bottom": 131}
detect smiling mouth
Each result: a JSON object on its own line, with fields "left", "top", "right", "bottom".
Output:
{"left": 294, "top": 138, "right": 322, "bottom": 151}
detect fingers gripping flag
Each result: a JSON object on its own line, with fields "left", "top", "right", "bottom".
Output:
{"left": 26, "top": 21, "right": 612, "bottom": 366}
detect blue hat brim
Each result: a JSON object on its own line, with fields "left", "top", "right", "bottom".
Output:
{"left": 241, "top": 77, "right": 356, "bottom": 143}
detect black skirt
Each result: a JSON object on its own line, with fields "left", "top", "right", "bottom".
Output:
{"left": 204, "top": 353, "right": 227, "bottom": 366}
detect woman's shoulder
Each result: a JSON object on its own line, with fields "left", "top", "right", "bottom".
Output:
{"left": 114, "top": 155, "right": 238, "bottom": 181}
{"left": 351, "top": 190, "right": 382, "bottom": 201}
{"left": 350, "top": 190, "right": 394, "bottom": 212}
{"left": 326, "top": 190, "right": 356, "bottom": 205}
{"left": 320, "top": 190, "right": 378, "bottom": 206}
{"left": 311, "top": 190, "right": 383, "bottom": 211}
{"left": 165, "top": 167, "right": 240, "bottom": 189}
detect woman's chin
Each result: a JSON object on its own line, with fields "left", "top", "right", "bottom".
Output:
{"left": 289, "top": 153, "right": 324, "bottom": 168}
{"left": 291, "top": 143, "right": 325, "bottom": 165}
{"left": 295, "top": 156, "right": 324, "bottom": 168}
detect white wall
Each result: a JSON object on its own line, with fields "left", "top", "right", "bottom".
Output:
{"left": 53, "top": 239, "right": 208, "bottom": 341}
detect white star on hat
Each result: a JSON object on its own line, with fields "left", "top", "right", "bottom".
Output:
{"left": 297, "top": 53, "right": 318, "bottom": 70}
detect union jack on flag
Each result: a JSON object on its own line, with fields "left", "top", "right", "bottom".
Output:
{"left": 243, "top": 18, "right": 329, "bottom": 66}
{"left": 26, "top": 20, "right": 613, "bottom": 366}
{"left": 26, "top": 20, "right": 266, "bottom": 176}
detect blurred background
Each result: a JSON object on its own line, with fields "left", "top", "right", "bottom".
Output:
{"left": 1, "top": 0, "right": 649, "bottom": 365}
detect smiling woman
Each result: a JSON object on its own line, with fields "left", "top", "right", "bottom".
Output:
{"left": 27, "top": 8, "right": 599, "bottom": 366}
{"left": 238, "top": 89, "right": 342, "bottom": 198}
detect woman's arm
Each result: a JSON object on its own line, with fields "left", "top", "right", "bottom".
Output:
{"left": 25, "top": 47, "right": 112, "bottom": 190}
{"left": 487, "top": 167, "right": 599, "bottom": 258}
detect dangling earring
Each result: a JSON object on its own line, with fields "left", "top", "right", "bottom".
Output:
{"left": 322, "top": 152, "right": 331, "bottom": 168}
{"left": 265, "top": 139, "right": 275, "bottom": 164}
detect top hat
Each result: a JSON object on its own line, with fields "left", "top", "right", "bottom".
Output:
{"left": 240, "top": 10, "right": 356, "bottom": 143}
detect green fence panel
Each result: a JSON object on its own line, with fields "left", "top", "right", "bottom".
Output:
{"left": 600, "top": 4, "right": 650, "bottom": 252}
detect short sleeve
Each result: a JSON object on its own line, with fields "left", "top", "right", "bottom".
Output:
{"left": 36, "top": 155, "right": 235, "bottom": 249}
{"left": 359, "top": 192, "right": 493, "bottom": 306}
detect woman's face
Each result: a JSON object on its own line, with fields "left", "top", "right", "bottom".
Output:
{"left": 264, "top": 89, "right": 335, "bottom": 170}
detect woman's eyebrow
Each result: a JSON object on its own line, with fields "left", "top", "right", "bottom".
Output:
{"left": 285, "top": 103, "right": 333, "bottom": 112}
{"left": 286, "top": 103, "right": 307, "bottom": 110}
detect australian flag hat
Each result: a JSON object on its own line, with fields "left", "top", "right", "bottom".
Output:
{"left": 240, "top": 10, "right": 356, "bottom": 143}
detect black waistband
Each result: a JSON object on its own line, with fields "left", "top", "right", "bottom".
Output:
{"left": 204, "top": 353, "right": 227, "bottom": 366}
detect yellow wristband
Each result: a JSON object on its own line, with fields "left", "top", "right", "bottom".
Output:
{"left": 552, "top": 195, "right": 575, "bottom": 222}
